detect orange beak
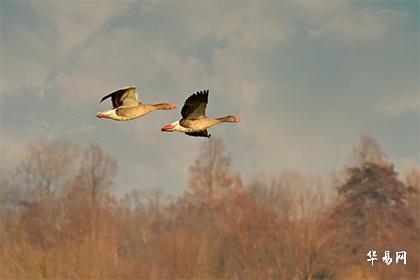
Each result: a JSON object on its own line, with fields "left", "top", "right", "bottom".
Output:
{"left": 161, "top": 124, "right": 175, "bottom": 132}
{"left": 169, "top": 104, "right": 177, "bottom": 110}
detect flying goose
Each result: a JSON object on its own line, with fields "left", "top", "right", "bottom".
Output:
{"left": 97, "top": 86, "right": 176, "bottom": 121}
{"left": 161, "top": 90, "right": 240, "bottom": 137}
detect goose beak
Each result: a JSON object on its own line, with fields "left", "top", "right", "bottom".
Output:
{"left": 235, "top": 117, "right": 241, "bottom": 122}
{"left": 161, "top": 124, "right": 175, "bottom": 132}
{"left": 169, "top": 104, "right": 177, "bottom": 110}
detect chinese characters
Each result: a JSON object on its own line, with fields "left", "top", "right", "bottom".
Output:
{"left": 367, "top": 250, "right": 407, "bottom": 266}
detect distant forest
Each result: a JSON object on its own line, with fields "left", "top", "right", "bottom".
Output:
{"left": 0, "top": 136, "right": 418, "bottom": 279}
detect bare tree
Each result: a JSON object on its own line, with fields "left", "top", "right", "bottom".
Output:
{"left": 249, "top": 172, "right": 297, "bottom": 223}
{"left": 187, "top": 138, "right": 242, "bottom": 202}
{"left": 4, "top": 139, "right": 78, "bottom": 250}
{"left": 76, "top": 143, "right": 117, "bottom": 204}
{"left": 17, "top": 138, "right": 78, "bottom": 198}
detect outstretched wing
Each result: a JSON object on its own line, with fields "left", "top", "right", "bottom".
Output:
{"left": 100, "top": 86, "right": 140, "bottom": 108}
{"left": 185, "top": 130, "right": 211, "bottom": 138}
{"left": 181, "top": 90, "right": 208, "bottom": 120}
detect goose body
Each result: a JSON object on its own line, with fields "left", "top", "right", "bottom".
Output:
{"left": 161, "top": 90, "right": 240, "bottom": 137}
{"left": 97, "top": 86, "right": 176, "bottom": 121}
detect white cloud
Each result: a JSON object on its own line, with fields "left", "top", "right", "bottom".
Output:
{"left": 179, "top": 3, "right": 293, "bottom": 52}
{"left": 1, "top": 1, "right": 131, "bottom": 100}
{"left": 377, "top": 92, "right": 420, "bottom": 115}
{"left": 292, "top": 0, "right": 348, "bottom": 21}
{"left": 0, "top": 26, "right": 50, "bottom": 97}
{"left": 49, "top": 2, "right": 292, "bottom": 110}
{"left": 30, "top": 2, "right": 130, "bottom": 56}
{"left": 209, "top": 48, "right": 269, "bottom": 107}
{"left": 51, "top": 28, "right": 208, "bottom": 108}
{"left": 307, "top": 7, "right": 410, "bottom": 41}
{"left": 2, "top": 2, "right": 293, "bottom": 111}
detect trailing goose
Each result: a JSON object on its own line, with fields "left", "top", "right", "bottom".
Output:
{"left": 161, "top": 89, "right": 240, "bottom": 137}
{"left": 97, "top": 86, "right": 176, "bottom": 121}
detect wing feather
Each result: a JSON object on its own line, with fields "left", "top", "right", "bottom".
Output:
{"left": 100, "top": 86, "right": 140, "bottom": 108}
{"left": 181, "top": 90, "right": 209, "bottom": 120}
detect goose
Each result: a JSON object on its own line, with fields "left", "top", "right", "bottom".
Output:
{"left": 161, "top": 89, "right": 241, "bottom": 137}
{"left": 97, "top": 86, "right": 176, "bottom": 121}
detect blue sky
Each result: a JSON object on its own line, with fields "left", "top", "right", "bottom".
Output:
{"left": 1, "top": 1, "right": 418, "bottom": 195}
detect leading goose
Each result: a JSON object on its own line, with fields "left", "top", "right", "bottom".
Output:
{"left": 161, "top": 89, "right": 240, "bottom": 137}
{"left": 97, "top": 86, "right": 176, "bottom": 121}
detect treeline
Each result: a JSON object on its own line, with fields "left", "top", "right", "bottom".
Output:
{"left": 0, "top": 136, "right": 418, "bottom": 279}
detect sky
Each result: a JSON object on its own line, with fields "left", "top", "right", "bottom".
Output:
{"left": 1, "top": 1, "right": 419, "bottom": 196}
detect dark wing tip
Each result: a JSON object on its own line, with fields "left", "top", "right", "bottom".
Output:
{"left": 198, "top": 89, "right": 209, "bottom": 102}
{"left": 186, "top": 89, "right": 209, "bottom": 103}
{"left": 99, "top": 93, "right": 111, "bottom": 103}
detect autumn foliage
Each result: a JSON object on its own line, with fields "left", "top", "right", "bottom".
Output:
{"left": 0, "top": 137, "right": 418, "bottom": 279}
